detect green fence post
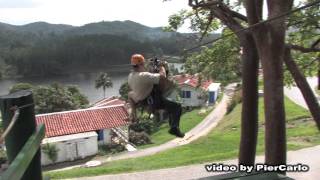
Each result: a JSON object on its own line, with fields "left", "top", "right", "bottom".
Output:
{"left": 0, "top": 90, "right": 42, "bottom": 180}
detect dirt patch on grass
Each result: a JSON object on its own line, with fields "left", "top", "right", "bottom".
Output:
{"left": 288, "top": 136, "right": 314, "bottom": 147}
{"left": 286, "top": 118, "right": 313, "bottom": 128}
{"left": 257, "top": 118, "right": 313, "bottom": 130}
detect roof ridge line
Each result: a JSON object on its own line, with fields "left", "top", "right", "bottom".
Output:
{"left": 36, "top": 104, "right": 125, "bottom": 117}
{"left": 91, "top": 96, "right": 119, "bottom": 105}
{"left": 94, "top": 98, "right": 120, "bottom": 106}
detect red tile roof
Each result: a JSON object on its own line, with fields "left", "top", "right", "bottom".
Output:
{"left": 173, "top": 74, "right": 213, "bottom": 90}
{"left": 92, "top": 96, "right": 126, "bottom": 107}
{"left": 36, "top": 105, "right": 129, "bottom": 138}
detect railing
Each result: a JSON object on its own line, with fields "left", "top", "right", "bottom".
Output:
{"left": 111, "top": 127, "right": 129, "bottom": 143}
{"left": 0, "top": 90, "right": 44, "bottom": 180}
{"left": 111, "top": 127, "right": 137, "bottom": 151}
{"left": 0, "top": 124, "right": 45, "bottom": 180}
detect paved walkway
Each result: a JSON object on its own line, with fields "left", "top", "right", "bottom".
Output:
{"left": 284, "top": 76, "right": 319, "bottom": 109}
{"left": 52, "top": 84, "right": 237, "bottom": 172}
{"left": 75, "top": 145, "right": 320, "bottom": 180}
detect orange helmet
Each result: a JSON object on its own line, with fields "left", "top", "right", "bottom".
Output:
{"left": 131, "top": 54, "right": 145, "bottom": 65}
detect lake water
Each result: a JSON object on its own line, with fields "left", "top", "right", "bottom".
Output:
{"left": 0, "top": 63, "right": 184, "bottom": 103}
{"left": 0, "top": 72, "right": 129, "bottom": 104}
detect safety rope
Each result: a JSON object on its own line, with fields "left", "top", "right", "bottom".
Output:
{"left": 0, "top": 103, "right": 34, "bottom": 143}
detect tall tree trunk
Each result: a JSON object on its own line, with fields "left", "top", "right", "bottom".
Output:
{"left": 318, "top": 61, "right": 320, "bottom": 90}
{"left": 246, "top": 0, "right": 293, "bottom": 166}
{"left": 189, "top": 0, "right": 260, "bottom": 166}
{"left": 207, "top": 5, "right": 260, "bottom": 166}
{"left": 284, "top": 48, "right": 320, "bottom": 129}
{"left": 238, "top": 33, "right": 259, "bottom": 165}
{"left": 260, "top": 38, "right": 287, "bottom": 165}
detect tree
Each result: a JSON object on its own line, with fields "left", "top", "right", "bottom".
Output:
{"left": 176, "top": 1, "right": 320, "bottom": 124}
{"left": 184, "top": 30, "right": 241, "bottom": 85}
{"left": 168, "top": 0, "right": 260, "bottom": 165}
{"left": 9, "top": 83, "right": 33, "bottom": 93}
{"left": 284, "top": 47, "right": 320, "bottom": 128}
{"left": 186, "top": 0, "right": 292, "bottom": 166}
{"left": 245, "top": 0, "right": 293, "bottom": 165}
{"left": 168, "top": 0, "right": 320, "bottom": 167}
{"left": 9, "top": 83, "right": 89, "bottom": 113}
{"left": 95, "top": 72, "right": 113, "bottom": 98}
{"left": 119, "top": 81, "right": 130, "bottom": 100}
{"left": 283, "top": 1, "right": 320, "bottom": 128}
{"left": 67, "top": 85, "right": 90, "bottom": 109}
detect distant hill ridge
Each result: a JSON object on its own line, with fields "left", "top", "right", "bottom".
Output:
{"left": 0, "top": 20, "right": 220, "bottom": 78}
{"left": 0, "top": 20, "right": 175, "bottom": 41}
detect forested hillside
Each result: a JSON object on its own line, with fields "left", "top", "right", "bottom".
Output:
{"left": 0, "top": 20, "right": 219, "bottom": 78}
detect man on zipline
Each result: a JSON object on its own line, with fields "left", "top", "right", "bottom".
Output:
{"left": 128, "top": 54, "right": 185, "bottom": 138}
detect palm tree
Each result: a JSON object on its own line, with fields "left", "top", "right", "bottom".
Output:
{"left": 95, "top": 72, "right": 113, "bottom": 98}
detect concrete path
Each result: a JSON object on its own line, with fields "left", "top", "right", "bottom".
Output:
{"left": 284, "top": 76, "right": 319, "bottom": 109}
{"left": 53, "top": 84, "right": 237, "bottom": 172}
{"left": 75, "top": 145, "right": 320, "bottom": 180}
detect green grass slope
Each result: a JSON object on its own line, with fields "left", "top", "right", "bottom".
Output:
{"left": 46, "top": 97, "right": 319, "bottom": 179}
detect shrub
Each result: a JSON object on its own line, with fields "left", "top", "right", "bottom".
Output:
{"left": 42, "top": 143, "right": 59, "bottom": 164}
{"left": 129, "top": 130, "right": 152, "bottom": 146}
{"left": 227, "top": 89, "right": 242, "bottom": 114}
{"left": 9, "top": 83, "right": 33, "bottom": 93}
{"left": 182, "top": 106, "right": 196, "bottom": 113}
{"left": 129, "top": 115, "right": 161, "bottom": 134}
{"left": 119, "top": 81, "right": 130, "bottom": 100}
{"left": 98, "top": 143, "right": 126, "bottom": 155}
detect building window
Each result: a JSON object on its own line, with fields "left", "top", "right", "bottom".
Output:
{"left": 181, "top": 91, "right": 191, "bottom": 98}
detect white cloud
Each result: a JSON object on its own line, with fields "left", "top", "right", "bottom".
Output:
{"left": 0, "top": 0, "right": 191, "bottom": 31}
{"left": 0, "top": 0, "right": 40, "bottom": 8}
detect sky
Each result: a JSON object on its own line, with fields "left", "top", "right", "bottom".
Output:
{"left": 0, "top": 0, "right": 192, "bottom": 32}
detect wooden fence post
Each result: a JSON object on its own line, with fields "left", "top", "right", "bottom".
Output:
{"left": 0, "top": 90, "right": 42, "bottom": 180}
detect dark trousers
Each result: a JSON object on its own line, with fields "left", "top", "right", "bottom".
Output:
{"left": 160, "top": 97, "right": 182, "bottom": 128}
{"left": 142, "top": 85, "right": 182, "bottom": 128}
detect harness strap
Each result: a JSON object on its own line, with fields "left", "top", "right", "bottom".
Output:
{"left": 147, "top": 96, "right": 154, "bottom": 105}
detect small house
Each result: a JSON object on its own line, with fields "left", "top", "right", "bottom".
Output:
{"left": 36, "top": 103, "right": 129, "bottom": 166}
{"left": 170, "top": 74, "right": 221, "bottom": 107}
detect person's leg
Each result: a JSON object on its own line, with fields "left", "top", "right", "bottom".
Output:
{"left": 161, "top": 98, "right": 184, "bottom": 137}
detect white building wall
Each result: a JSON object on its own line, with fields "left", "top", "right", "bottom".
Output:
{"left": 180, "top": 86, "right": 206, "bottom": 107}
{"left": 208, "top": 83, "right": 221, "bottom": 103}
{"left": 215, "top": 88, "right": 220, "bottom": 100}
{"left": 41, "top": 132, "right": 98, "bottom": 166}
{"left": 167, "top": 84, "right": 221, "bottom": 107}
{"left": 101, "top": 126, "right": 129, "bottom": 145}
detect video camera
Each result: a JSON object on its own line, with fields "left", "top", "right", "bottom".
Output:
{"left": 149, "top": 57, "right": 169, "bottom": 75}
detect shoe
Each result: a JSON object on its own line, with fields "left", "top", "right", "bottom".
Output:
{"left": 168, "top": 127, "right": 185, "bottom": 138}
